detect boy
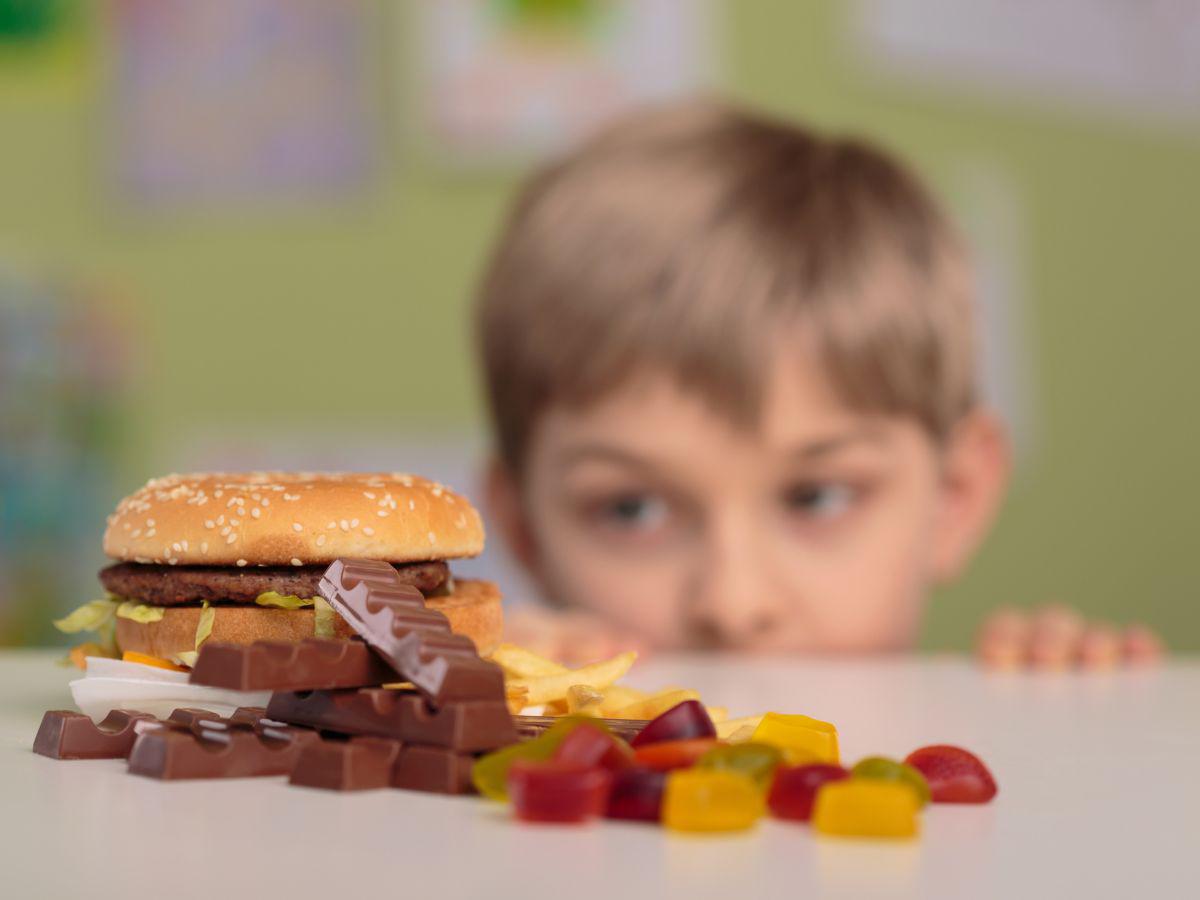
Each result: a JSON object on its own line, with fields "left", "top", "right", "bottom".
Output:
{"left": 474, "top": 100, "right": 1161, "bottom": 667}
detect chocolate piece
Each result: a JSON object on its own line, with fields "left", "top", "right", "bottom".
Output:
{"left": 267, "top": 688, "right": 516, "bottom": 752}
{"left": 190, "top": 638, "right": 397, "bottom": 692}
{"left": 391, "top": 745, "right": 475, "bottom": 795}
{"left": 289, "top": 737, "right": 403, "bottom": 791}
{"left": 317, "top": 559, "right": 450, "bottom": 665}
{"left": 396, "top": 630, "right": 506, "bottom": 705}
{"left": 33, "top": 709, "right": 157, "bottom": 760}
{"left": 318, "top": 558, "right": 505, "bottom": 705}
{"left": 128, "top": 721, "right": 317, "bottom": 779}
{"left": 514, "top": 715, "right": 648, "bottom": 744}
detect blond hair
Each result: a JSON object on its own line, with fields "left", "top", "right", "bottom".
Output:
{"left": 477, "top": 100, "right": 975, "bottom": 472}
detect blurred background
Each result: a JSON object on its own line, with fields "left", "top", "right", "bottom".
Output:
{"left": 1, "top": 0, "right": 1197, "bottom": 650}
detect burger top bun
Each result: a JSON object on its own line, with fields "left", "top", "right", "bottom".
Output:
{"left": 103, "top": 472, "right": 484, "bottom": 567}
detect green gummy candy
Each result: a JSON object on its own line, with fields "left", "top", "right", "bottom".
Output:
{"left": 851, "top": 756, "right": 931, "bottom": 806}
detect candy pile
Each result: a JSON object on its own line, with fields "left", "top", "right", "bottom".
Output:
{"left": 33, "top": 556, "right": 998, "bottom": 840}
{"left": 473, "top": 701, "right": 997, "bottom": 836}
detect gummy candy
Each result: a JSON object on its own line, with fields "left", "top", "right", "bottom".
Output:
{"left": 663, "top": 769, "right": 764, "bottom": 832}
{"left": 605, "top": 766, "right": 668, "bottom": 822}
{"left": 630, "top": 700, "right": 716, "bottom": 748}
{"left": 751, "top": 712, "right": 839, "bottom": 763}
{"left": 904, "top": 745, "right": 997, "bottom": 803}
{"left": 697, "top": 742, "right": 782, "bottom": 789}
{"left": 508, "top": 759, "right": 613, "bottom": 823}
{"left": 767, "top": 763, "right": 850, "bottom": 821}
{"left": 633, "top": 737, "right": 721, "bottom": 771}
{"left": 850, "top": 756, "right": 930, "bottom": 806}
{"left": 553, "top": 723, "right": 634, "bottom": 771}
{"left": 812, "top": 779, "right": 919, "bottom": 839}
{"left": 472, "top": 717, "right": 602, "bottom": 801}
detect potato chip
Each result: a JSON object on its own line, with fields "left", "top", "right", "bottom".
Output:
{"left": 508, "top": 651, "right": 637, "bottom": 705}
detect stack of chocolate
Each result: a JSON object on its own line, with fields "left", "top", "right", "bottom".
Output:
{"left": 34, "top": 558, "right": 517, "bottom": 794}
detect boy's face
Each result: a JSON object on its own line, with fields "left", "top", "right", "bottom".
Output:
{"left": 505, "top": 351, "right": 1007, "bottom": 653}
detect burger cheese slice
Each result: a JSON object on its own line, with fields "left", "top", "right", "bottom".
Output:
{"left": 58, "top": 472, "right": 501, "bottom": 665}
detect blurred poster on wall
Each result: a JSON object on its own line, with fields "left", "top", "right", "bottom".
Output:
{"left": 106, "top": 0, "right": 377, "bottom": 208}
{"left": 851, "top": 0, "right": 1200, "bottom": 126}
{"left": 0, "top": 262, "right": 135, "bottom": 646}
{"left": 413, "top": 0, "right": 717, "bottom": 166}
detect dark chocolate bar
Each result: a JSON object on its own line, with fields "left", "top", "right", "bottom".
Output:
{"left": 267, "top": 688, "right": 516, "bottom": 752}
{"left": 289, "top": 736, "right": 403, "bottom": 791}
{"left": 128, "top": 720, "right": 318, "bottom": 779}
{"left": 514, "top": 715, "right": 648, "bottom": 744}
{"left": 33, "top": 709, "right": 157, "bottom": 760}
{"left": 391, "top": 745, "right": 475, "bottom": 795}
{"left": 395, "top": 630, "right": 506, "bottom": 705}
{"left": 190, "top": 638, "right": 396, "bottom": 692}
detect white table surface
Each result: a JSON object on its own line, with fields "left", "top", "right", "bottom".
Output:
{"left": 2, "top": 650, "right": 1197, "bottom": 900}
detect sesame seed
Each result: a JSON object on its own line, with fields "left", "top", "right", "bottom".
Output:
{"left": 363, "top": 526, "right": 375, "bottom": 536}
{"left": 292, "top": 523, "right": 303, "bottom": 532}
{"left": 172, "top": 542, "right": 181, "bottom": 552}
{"left": 252, "top": 493, "right": 261, "bottom": 501}
{"left": 328, "top": 521, "right": 337, "bottom": 530}
{"left": 227, "top": 498, "right": 239, "bottom": 508}
{"left": 122, "top": 522, "right": 131, "bottom": 531}
{"left": 226, "top": 534, "right": 237, "bottom": 544}
{"left": 204, "top": 520, "right": 214, "bottom": 529}
{"left": 147, "top": 519, "right": 155, "bottom": 527}
{"left": 236, "top": 559, "right": 247, "bottom": 567}
{"left": 220, "top": 526, "right": 231, "bottom": 536}
{"left": 131, "top": 529, "right": 141, "bottom": 538}
{"left": 456, "top": 515, "right": 466, "bottom": 529}
{"left": 261, "top": 498, "right": 269, "bottom": 506}
{"left": 181, "top": 540, "right": 188, "bottom": 551}
{"left": 251, "top": 508, "right": 261, "bottom": 519}
{"left": 377, "top": 510, "right": 388, "bottom": 517}
{"left": 291, "top": 558, "right": 302, "bottom": 566}
{"left": 145, "top": 529, "right": 156, "bottom": 537}
{"left": 409, "top": 500, "right": 415, "bottom": 511}
{"left": 168, "top": 558, "right": 178, "bottom": 565}
{"left": 217, "top": 515, "right": 225, "bottom": 525}
{"left": 432, "top": 487, "right": 443, "bottom": 497}
{"left": 316, "top": 534, "right": 326, "bottom": 546}
{"left": 214, "top": 490, "right": 223, "bottom": 498}
{"left": 201, "top": 542, "right": 208, "bottom": 553}
{"left": 427, "top": 531, "right": 436, "bottom": 544}
{"left": 230, "top": 519, "right": 241, "bottom": 527}
{"left": 350, "top": 518, "right": 359, "bottom": 528}
{"left": 340, "top": 519, "right": 349, "bottom": 532}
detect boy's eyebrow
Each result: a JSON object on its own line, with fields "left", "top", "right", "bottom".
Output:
{"left": 789, "top": 428, "right": 891, "bottom": 460}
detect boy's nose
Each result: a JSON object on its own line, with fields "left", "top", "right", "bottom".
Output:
{"left": 682, "top": 525, "right": 788, "bottom": 650}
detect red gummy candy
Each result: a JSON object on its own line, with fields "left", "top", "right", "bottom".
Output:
{"left": 605, "top": 766, "right": 668, "bottom": 822}
{"left": 508, "top": 759, "right": 613, "bottom": 823}
{"left": 553, "top": 723, "right": 634, "bottom": 771}
{"left": 629, "top": 700, "right": 717, "bottom": 748}
{"left": 767, "top": 763, "right": 850, "bottom": 821}
{"left": 904, "top": 745, "right": 997, "bottom": 803}
{"left": 633, "top": 737, "right": 721, "bottom": 772}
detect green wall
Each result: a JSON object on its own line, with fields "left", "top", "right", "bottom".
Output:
{"left": 3, "top": 2, "right": 1197, "bottom": 649}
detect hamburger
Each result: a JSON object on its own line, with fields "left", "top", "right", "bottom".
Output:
{"left": 59, "top": 472, "right": 501, "bottom": 665}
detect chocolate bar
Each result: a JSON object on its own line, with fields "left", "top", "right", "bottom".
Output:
{"left": 515, "top": 715, "right": 648, "bottom": 744}
{"left": 318, "top": 558, "right": 505, "bottom": 704}
{"left": 128, "top": 719, "right": 318, "bottom": 780}
{"left": 33, "top": 709, "right": 157, "bottom": 760}
{"left": 190, "top": 638, "right": 396, "bottom": 692}
{"left": 289, "top": 736, "right": 403, "bottom": 791}
{"left": 267, "top": 688, "right": 516, "bottom": 752}
{"left": 396, "top": 630, "right": 506, "bottom": 705}
{"left": 391, "top": 745, "right": 475, "bottom": 795}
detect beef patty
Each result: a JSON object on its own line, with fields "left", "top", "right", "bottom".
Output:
{"left": 99, "top": 560, "right": 449, "bottom": 606}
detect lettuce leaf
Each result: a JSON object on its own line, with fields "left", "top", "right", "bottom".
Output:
{"left": 53, "top": 597, "right": 120, "bottom": 634}
{"left": 313, "top": 596, "right": 336, "bottom": 638}
{"left": 195, "top": 601, "right": 215, "bottom": 649}
{"left": 115, "top": 601, "right": 166, "bottom": 623}
{"left": 254, "top": 591, "right": 316, "bottom": 610}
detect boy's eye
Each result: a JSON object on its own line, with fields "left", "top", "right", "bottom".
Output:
{"left": 782, "top": 482, "right": 857, "bottom": 519}
{"left": 595, "top": 493, "right": 668, "bottom": 531}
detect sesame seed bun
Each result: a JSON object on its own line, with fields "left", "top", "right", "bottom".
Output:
{"left": 114, "top": 578, "right": 504, "bottom": 659}
{"left": 103, "top": 472, "right": 484, "bottom": 567}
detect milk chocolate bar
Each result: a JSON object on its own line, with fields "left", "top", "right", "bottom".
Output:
{"left": 190, "top": 638, "right": 396, "bottom": 692}
{"left": 317, "top": 559, "right": 450, "bottom": 664}
{"left": 128, "top": 720, "right": 318, "bottom": 779}
{"left": 396, "top": 630, "right": 506, "bottom": 705}
{"left": 289, "top": 736, "right": 403, "bottom": 791}
{"left": 391, "top": 745, "right": 475, "bottom": 795}
{"left": 515, "top": 715, "right": 648, "bottom": 744}
{"left": 33, "top": 709, "right": 157, "bottom": 760}
{"left": 267, "top": 687, "right": 516, "bottom": 752}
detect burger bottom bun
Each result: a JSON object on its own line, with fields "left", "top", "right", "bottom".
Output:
{"left": 115, "top": 578, "right": 503, "bottom": 660}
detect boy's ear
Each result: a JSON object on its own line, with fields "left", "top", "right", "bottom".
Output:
{"left": 930, "top": 410, "right": 1012, "bottom": 583}
{"left": 484, "top": 457, "right": 540, "bottom": 577}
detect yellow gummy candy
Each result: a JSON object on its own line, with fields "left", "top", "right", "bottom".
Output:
{"left": 812, "top": 779, "right": 919, "bottom": 839}
{"left": 751, "top": 712, "right": 839, "bottom": 764}
{"left": 663, "top": 769, "right": 764, "bottom": 833}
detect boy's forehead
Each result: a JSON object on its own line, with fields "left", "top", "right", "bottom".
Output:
{"left": 534, "top": 355, "right": 897, "bottom": 463}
